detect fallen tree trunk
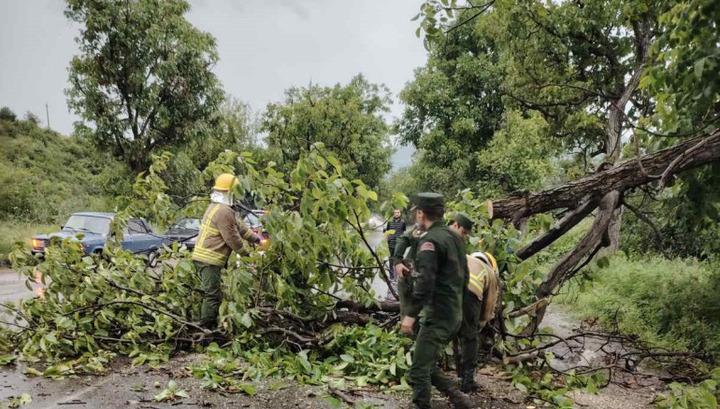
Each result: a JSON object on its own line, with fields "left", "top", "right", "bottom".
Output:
{"left": 521, "top": 190, "right": 621, "bottom": 335}
{"left": 489, "top": 130, "right": 720, "bottom": 223}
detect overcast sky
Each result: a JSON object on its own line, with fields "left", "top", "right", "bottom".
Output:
{"left": 0, "top": 0, "right": 426, "bottom": 168}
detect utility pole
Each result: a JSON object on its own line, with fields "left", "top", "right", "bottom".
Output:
{"left": 45, "top": 103, "right": 51, "bottom": 130}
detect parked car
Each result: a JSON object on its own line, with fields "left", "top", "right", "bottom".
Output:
{"left": 163, "top": 218, "right": 200, "bottom": 249}
{"left": 31, "top": 212, "right": 164, "bottom": 264}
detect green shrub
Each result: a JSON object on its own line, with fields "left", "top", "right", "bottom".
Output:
{"left": 655, "top": 368, "right": 720, "bottom": 408}
{"left": 563, "top": 255, "right": 720, "bottom": 359}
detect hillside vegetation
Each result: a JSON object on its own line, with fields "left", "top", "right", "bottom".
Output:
{"left": 0, "top": 115, "right": 130, "bottom": 224}
{"left": 0, "top": 113, "right": 131, "bottom": 262}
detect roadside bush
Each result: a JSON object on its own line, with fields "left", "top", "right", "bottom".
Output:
{"left": 654, "top": 368, "right": 720, "bottom": 409}
{"left": 563, "top": 255, "right": 720, "bottom": 359}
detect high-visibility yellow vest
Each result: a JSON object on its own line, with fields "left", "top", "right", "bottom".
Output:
{"left": 467, "top": 252, "right": 497, "bottom": 300}
{"left": 192, "top": 205, "right": 228, "bottom": 266}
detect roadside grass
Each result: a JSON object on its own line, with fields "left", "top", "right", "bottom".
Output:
{"left": 558, "top": 254, "right": 720, "bottom": 360}
{"left": 0, "top": 221, "right": 56, "bottom": 266}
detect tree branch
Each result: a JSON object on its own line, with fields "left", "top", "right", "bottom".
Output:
{"left": 515, "top": 198, "right": 598, "bottom": 260}
{"left": 489, "top": 130, "right": 720, "bottom": 221}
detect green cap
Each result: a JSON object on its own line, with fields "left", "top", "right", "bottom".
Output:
{"left": 452, "top": 212, "right": 474, "bottom": 231}
{"left": 412, "top": 192, "right": 444, "bottom": 210}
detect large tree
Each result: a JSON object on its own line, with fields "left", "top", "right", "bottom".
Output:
{"left": 262, "top": 75, "right": 393, "bottom": 190}
{"left": 407, "top": 0, "right": 720, "bottom": 334}
{"left": 65, "top": 0, "right": 224, "bottom": 171}
{"left": 404, "top": 0, "right": 659, "bottom": 248}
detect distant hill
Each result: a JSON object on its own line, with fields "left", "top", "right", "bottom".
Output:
{"left": 0, "top": 114, "right": 130, "bottom": 224}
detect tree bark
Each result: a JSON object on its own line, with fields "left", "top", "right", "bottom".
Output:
{"left": 521, "top": 190, "right": 621, "bottom": 335}
{"left": 515, "top": 198, "right": 598, "bottom": 260}
{"left": 489, "top": 130, "right": 720, "bottom": 222}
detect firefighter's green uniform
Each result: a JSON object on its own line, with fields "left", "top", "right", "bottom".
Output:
{"left": 404, "top": 193, "right": 470, "bottom": 409}
{"left": 458, "top": 286, "right": 482, "bottom": 391}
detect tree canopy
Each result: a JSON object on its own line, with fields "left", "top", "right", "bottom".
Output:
{"left": 65, "top": 0, "right": 224, "bottom": 171}
{"left": 263, "top": 75, "right": 393, "bottom": 190}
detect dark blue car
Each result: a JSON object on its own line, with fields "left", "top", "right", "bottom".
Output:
{"left": 31, "top": 212, "right": 164, "bottom": 263}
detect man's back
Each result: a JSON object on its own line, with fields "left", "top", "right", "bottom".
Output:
{"left": 412, "top": 222, "right": 467, "bottom": 331}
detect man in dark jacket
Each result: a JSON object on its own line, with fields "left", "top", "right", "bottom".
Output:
{"left": 384, "top": 208, "right": 406, "bottom": 280}
{"left": 400, "top": 193, "right": 473, "bottom": 409}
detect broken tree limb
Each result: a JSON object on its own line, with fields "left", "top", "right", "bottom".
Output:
{"left": 507, "top": 298, "right": 550, "bottom": 319}
{"left": 335, "top": 299, "right": 400, "bottom": 313}
{"left": 521, "top": 190, "right": 621, "bottom": 336}
{"left": 515, "top": 198, "right": 598, "bottom": 260}
{"left": 489, "top": 130, "right": 720, "bottom": 221}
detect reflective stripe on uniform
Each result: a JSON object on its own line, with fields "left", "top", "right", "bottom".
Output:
{"left": 468, "top": 269, "right": 486, "bottom": 299}
{"left": 192, "top": 247, "right": 226, "bottom": 266}
{"left": 467, "top": 252, "right": 497, "bottom": 300}
{"left": 484, "top": 252, "right": 498, "bottom": 271}
{"left": 192, "top": 204, "right": 228, "bottom": 266}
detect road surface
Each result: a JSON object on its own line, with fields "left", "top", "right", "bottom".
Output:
{"left": 0, "top": 268, "right": 37, "bottom": 304}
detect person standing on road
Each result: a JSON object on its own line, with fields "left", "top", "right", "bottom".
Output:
{"left": 460, "top": 251, "right": 500, "bottom": 392}
{"left": 392, "top": 220, "right": 426, "bottom": 318}
{"left": 384, "top": 208, "right": 406, "bottom": 280}
{"left": 400, "top": 193, "right": 474, "bottom": 409}
{"left": 447, "top": 214, "right": 500, "bottom": 393}
{"left": 192, "top": 173, "right": 261, "bottom": 330}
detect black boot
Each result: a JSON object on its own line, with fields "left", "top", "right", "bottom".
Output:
{"left": 460, "top": 368, "right": 480, "bottom": 393}
{"left": 447, "top": 389, "right": 474, "bottom": 409}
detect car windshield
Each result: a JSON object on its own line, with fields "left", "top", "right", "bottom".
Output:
{"left": 64, "top": 215, "right": 111, "bottom": 235}
{"left": 170, "top": 219, "right": 200, "bottom": 231}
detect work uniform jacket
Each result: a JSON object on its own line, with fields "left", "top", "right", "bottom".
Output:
{"left": 191, "top": 203, "right": 259, "bottom": 266}
{"left": 405, "top": 222, "right": 468, "bottom": 332}
{"left": 395, "top": 227, "right": 500, "bottom": 325}
{"left": 466, "top": 255, "right": 501, "bottom": 325}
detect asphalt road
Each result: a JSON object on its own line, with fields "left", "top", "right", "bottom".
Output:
{"left": 0, "top": 268, "right": 38, "bottom": 304}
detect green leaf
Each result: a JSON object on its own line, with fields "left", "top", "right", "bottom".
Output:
{"left": 240, "top": 312, "right": 253, "bottom": 329}
{"left": 0, "top": 354, "right": 16, "bottom": 366}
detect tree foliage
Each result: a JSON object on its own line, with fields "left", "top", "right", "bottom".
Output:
{"left": 263, "top": 75, "right": 393, "bottom": 190}
{"left": 403, "top": 0, "right": 660, "bottom": 195}
{"left": 65, "top": 0, "right": 224, "bottom": 171}
{"left": 0, "top": 107, "right": 16, "bottom": 122}
{"left": 3, "top": 145, "right": 407, "bottom": 379}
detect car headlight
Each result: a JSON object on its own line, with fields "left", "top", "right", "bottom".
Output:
{"left": 31, "top": 239, "right": 43, "bottom": 249}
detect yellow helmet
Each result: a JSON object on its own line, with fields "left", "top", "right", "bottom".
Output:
{"left": 213, "top": 173, "right": 238, "bottom": 191}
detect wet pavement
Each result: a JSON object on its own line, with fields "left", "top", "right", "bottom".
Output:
{"left": 0, "top": 268, "right": 37, "bottom": 304}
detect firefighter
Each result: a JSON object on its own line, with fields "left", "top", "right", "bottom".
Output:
{"left": 192, "top": 173, "right": 261, "bottom": 329}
